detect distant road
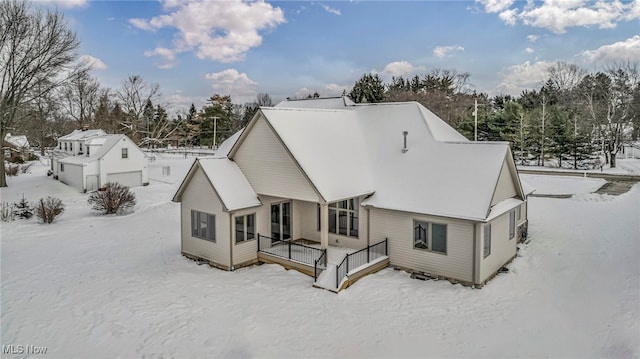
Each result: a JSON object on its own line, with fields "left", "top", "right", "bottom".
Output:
{"left": 518, "top": 168, "right": 640, "bottom": 182}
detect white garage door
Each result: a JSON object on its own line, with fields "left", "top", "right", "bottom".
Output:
{"left": 107, "top": 171, "right": 142, "bottom": 188}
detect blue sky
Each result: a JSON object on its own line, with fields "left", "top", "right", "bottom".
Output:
{"left": 45, "top": 0, "right": 640, "bottom": 114}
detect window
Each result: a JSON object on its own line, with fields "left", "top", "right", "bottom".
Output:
{"left": 484, "top": 223, "right": 491, "bottom": 258}
{"left": 60, "top": 163, "right": 64, "bottom": 172}
{"left": 79, "top": 143, "right": 83, "bottom": 153}
{"left": 70, "top": 143, "right": 73, "bottom": 151}
{"left": 509, "top": 210, "right": 516, "bottom": 240}
{"left": 235, "top": 213, "right": 256, "bottom": 244}
{"left": 59, "top": 143, "right": 62, "bottom": 150}
{"left": 191, "top": 210, "right": 215, "bottom": 242}
{"left": 517, "top": 205, "right": 522, "bottom": 220}
{"left": 317, "top": 197, "right": 359, "bottom": 238}
{"left": 64, "top": 143, "right": 67, "bottom": 151}
{"left": 122, "top": 148, "right": 128, "bottom": 159}
{"left": 87, "top": 146, "right": 90, "bottom": 155}
{"left": 413, "top": 220, "right": 447, "bottom": 254}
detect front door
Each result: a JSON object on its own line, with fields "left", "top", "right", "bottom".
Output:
{"left": 270, "top": 202, "right": 291, "bottom": 243}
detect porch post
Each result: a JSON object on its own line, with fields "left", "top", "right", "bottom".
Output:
{"left": 320, "top": 202, "right": 329, "bottom": 250}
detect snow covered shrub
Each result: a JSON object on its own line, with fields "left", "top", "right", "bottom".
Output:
{"left": 5, "top": 164, "right": 19, "bottom": 176}
{"left": 20, "top": 163, "right": 33, "bottom": 174}
{"left": 1, "top": 202, "right": 14, "bottom": 222}
{"left": 35, "top": 196, "right": 65, "bottom": 224}
{"left": 87, "top": 182, "right": 136, "bottom": 215}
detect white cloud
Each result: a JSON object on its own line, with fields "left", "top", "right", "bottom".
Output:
{"left": 433, "top": 45, "right": 464, "bottom": 58}
{"left": 130, "top": 0, "right": 285, "bottom": 63}
{"left": 205, "top": 69, "right": 258, "bottom": 103}
{"left": 324, "top": 83, "right": 349, "bottom": 96}
{"left": 499, "top": 8, "right": 518, "bottom": 25}
{"left": 476, "top": 0, "right": 514, "bottom": 13}
{"left": 144, "top": 47, "right": 176, "bottom": 61}
{"left": 79, "top": 55, "right": 107, "bottom": 70}
{"left": 492, "top": 60, "right": 553, "bottom": 96}
{"left": 580, "top": 35, "right": 640, "bottom": 64}
{"left": 34, "top": 0, "right": 87, "bottom": 8}
{"left": 381, "top": 61, "right": 421, "bottom": 77}
{"left": 320, "top": 4, "right": 341, "bottom": 15}
{"left": 527, "top": 34, "right": 539, "bottom": 42}
{"left": 525, "top": 47, "right": 535, "bottom": 54}
{"left": 478, "top": 0, "right": 638, "bottom": 33}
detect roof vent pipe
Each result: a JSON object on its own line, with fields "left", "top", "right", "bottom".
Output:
{"left": 402, "top": 131, "right": 408, "bottom": 153}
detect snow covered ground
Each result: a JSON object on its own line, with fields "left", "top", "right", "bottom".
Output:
{"left": 520, "top": 174, "right": 607, "bottom": 195}
{"left": 2, "top": 157, "right": 639, "bottom": 358}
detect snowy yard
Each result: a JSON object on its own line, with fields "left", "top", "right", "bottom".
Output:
{"left": 1, "top": 157, "right": 639, "bottom": 358}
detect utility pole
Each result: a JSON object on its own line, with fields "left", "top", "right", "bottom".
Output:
{"left": 474, "top": 98, "right": 478, "bottom": 141}
{"left": 541, "top": 94, "right": 546, "bottom": 166}
{"left": 212, "top": 116, "right": 218, "bottom": 149}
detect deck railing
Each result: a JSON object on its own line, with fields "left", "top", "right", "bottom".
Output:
{"left": 314, "top": 250, "right": 327, "bottom": 282}
{"left": 257, "top": 234, "right": 326, "bottom": 267}
{"left": 336, "top": 238, "right": 388, "bottom": 289}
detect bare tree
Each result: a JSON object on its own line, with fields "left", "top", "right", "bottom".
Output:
{"left": 62, "top": 71, "right": 100, "bottom": 127}
{"left": 0, "top": 0, "right": 84, "bottom": 187}
{"left": 579, "top": 61, "right": 639, "bottom": 168}
{"left": 117, "top": 75, "right": 160, "bottom": 142}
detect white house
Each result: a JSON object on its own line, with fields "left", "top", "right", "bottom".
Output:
{"left": 52, "top": 128, "right": 148, "bottom": 192}
{"left": 172, "top": 97, "right": 530, "bottom": 291}
{"left": 3, "top": 133, "right": 30, "bottom": 162}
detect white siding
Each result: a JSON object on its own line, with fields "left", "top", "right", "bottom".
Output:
{"left": 233, "top": 117, "right": 319, "bottom": 202}
{"left": 370, "top": 208, "right": 474, "bottom": 283}
{"left": 491, "top": 159, "right": 518, "bottom": 206}
{"left": 480, "top": 209, "right": 518, "bottom": 282}
{"left": 180, "top": 167, "right": 230, "bottom": 267}
{"left": 59, "top": 163, "right": 84, "bottom": 191}
{"left": 101, "top": 137, "right": 148, "bottom": 187}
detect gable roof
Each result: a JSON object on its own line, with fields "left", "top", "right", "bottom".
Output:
{"left": 274, "top": 96, "right": 356, "bottom": 109}
{"left": 173, "top": 158, "right": 261, "bottom": 212}
{"left": 58, "top": 129, "right": 106, "bottom": 141}
{"left": 227, "top": 99, "right": 523, "bottom": 221}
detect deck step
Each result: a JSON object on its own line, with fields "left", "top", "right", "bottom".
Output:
{"left": 313, "top": 264, "right": 338, "bottom": 292}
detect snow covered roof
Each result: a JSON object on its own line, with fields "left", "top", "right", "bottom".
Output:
{"left": 213, "top": 129, "right": 243, "bottom": 159}
{"left": 60, "top": 135, "right": 130, "bottom": 165}
{"left": 274, "top": 96, "right": 356, "bottom": 109}
{"left": 231, "top": 99, "right": 522, "bottom": 221}
{"left": 58, "top": 129, "right": 106, "bottom": 141}
{"left": 4, "top": 134, "right": 29, "bottom": 148}
{"left": 173, "top": 158, "right": 261, "bottom": 212}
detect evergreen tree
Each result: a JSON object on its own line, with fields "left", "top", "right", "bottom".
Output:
{"left": 349, "top": 73, "right": 384, "bottom": 103}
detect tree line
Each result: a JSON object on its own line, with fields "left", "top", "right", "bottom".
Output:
{"left": 348, "top": 62, "right": 639, "bottom": 169}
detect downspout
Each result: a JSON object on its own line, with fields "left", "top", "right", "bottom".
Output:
{"left": 229, "top": 212, "right": 234, "bottom": 271}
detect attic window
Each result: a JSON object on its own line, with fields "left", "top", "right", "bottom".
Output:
{"left": 122, "top": 148, "right": 128, "bottom": 159}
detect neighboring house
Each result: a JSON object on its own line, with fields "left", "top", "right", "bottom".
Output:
{"left": 621, "top": 142, "right": 640, "bottom": 159}
{"left": 173, "top": 97, "right": 531, "bottom": 291}
{"left": 52, "top": 128, "right": 148, "bottom": 192}
{"left": 3, "top": 133, "right": 30, "bottom": 162}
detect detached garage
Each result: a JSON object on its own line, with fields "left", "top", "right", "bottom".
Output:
{"left": 55, "top": 133, "right": 148, "bottom": 192}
